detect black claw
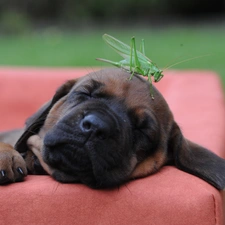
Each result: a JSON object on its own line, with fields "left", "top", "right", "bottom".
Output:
{"left": 1, "top": 170, "right": 6, "bottom": 177}
{"left": 17, "top": 167, "right": 24, "bottom": 175}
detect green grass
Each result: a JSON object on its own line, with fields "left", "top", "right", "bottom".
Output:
{"left": 0, "top": 27, "right": 225, "bottom": 89}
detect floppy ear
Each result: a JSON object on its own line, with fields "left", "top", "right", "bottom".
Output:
{"left": 169, "top": 122, "right": 225, "bottom": 190}
{"left": 15, "top": 79, "right": 77, "bottom": 153}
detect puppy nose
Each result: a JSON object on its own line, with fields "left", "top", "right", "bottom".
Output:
{"left": 80, "top": 114, "right": 111, "bottom": 140}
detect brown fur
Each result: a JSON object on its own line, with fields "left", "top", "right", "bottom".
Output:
{"left": 0, "top": 68, "right": 225, "bottom": 189}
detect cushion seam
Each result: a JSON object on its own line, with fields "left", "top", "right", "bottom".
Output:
{"left": 212, "top": 193, "right": 217, "bottom": 225}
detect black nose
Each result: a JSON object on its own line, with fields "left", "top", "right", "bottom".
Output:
{"left": 80, "top": 113, "right": 112, "bottom": 140}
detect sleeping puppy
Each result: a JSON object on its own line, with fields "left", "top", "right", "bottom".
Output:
{"left": 0, "top": 68, "right": 225, "bottom": 189}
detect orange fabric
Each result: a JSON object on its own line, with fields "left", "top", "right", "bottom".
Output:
{"left": 0, "top": 67, "right": 224, "bottom": 225}
{"left": 0, "top": 167, "right": 223, "bottom": 225}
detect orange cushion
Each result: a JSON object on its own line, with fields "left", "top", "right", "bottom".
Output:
{"left": 0, "top": 67, "right": 224, "bottom": 224}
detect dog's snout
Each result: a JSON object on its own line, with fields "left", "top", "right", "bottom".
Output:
{"left": 80, "top": 114, "right": 111, "bottom": 140}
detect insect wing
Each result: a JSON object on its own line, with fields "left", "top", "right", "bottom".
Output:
{"left": 103, "top": 34, "right": 131, "bottom": 59}
{"left": 103, "top": 34, "right": 152, "bottom": 63}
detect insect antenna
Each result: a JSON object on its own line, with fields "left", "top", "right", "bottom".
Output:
{"left": 163, "top": 55, "right": 189, "bottom": 70}
{"left": 163, "top": 54, "right": 211, "bottom": 71}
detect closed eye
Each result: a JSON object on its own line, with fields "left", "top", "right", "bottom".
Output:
{"left": 77, "top": 91, "right": 92, "bottom": 97}
{"left": 129, "top": 107, "right": 152, "bottom": 129}
{"left": 129, "top": 107, "right": 159, "bottom": 138}
{"left": 68, "top": 91, "right": 92, "bottom": 104}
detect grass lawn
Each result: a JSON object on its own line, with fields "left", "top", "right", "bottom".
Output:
{"left": 0, "top": 26, "right": 225, "bottom": 89}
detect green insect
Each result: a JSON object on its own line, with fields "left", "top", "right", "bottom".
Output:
{"left": 96, "top": 34, "right": 164, "bottom": 99}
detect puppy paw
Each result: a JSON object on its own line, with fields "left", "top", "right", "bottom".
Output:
{"left": 0, "top": 143, "right": 27, "bottom": 184}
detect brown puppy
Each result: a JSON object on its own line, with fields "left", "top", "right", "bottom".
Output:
{"left": 0, "top": 68, "right": 225, "bottom": 189}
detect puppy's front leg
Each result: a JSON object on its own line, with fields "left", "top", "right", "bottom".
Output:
{"left": 27, "top": 135, "right": 54, "bottom": 176}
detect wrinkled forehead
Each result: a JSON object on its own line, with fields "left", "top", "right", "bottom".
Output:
{"left": 71, "top": 69, "right": 151, "bottom": 102}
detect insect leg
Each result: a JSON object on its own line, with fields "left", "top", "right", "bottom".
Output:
{"left": 129, "top": 37, "right": 135, "bottom": 80}
{"left": 147, "top": 72, "right": 154, "bottom": 100}
{"left": 129, "top": 37, "right": 141, "bottom": 80}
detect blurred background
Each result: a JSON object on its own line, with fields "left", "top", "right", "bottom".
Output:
{"left": 0, "top": 0, "right": 225, "bottom": 88}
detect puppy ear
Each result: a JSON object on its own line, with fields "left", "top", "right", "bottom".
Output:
{"left": 15, "top": 79, "right": 77, "bottom": 153}
{"left": 169, "top": 122, "right": 225, "bottom": 190}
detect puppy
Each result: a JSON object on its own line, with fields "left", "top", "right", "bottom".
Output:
{"left": 0, "top": 68, "right": 225, "bottom": 189}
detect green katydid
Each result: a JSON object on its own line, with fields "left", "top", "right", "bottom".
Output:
{"left": 96, "top": 34, "right": 163, "bottom": 99}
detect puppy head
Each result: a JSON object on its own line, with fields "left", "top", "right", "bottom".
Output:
{"left": 16, "top": 68, "right": 225, "bottom": 189}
